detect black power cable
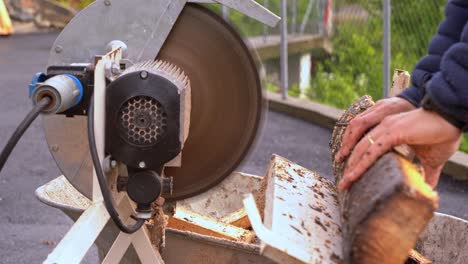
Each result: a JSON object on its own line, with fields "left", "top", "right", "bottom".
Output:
{"left": 87, "top": 95, "right": 145, "bottom": 234}
{"left": 0, "top": 97, "right": 51, "bottom": 172}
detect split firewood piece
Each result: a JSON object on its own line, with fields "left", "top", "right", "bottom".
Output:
{"left": 254, "top": 171, "right": 269, "bottom": 221}
{"left": 406, "top": 249, "right": 432, "bottom": 264}
{"left": 167, "top": 208, "right": 256, "bottom": 243}
{"left": 390, "top": 69, "right": 411, "bottom": 97}
{"left": 220, "top": 208, "right": 251, "bottom": 229}
{"left": 219, "top": 176, "right": 268, "bottom": 229}
{"left": 391, "top": 69, "right": 416, "bottom": 160}
{"left": 331, "top": 96, "right": 439, "bottom": 264}
{"left": 258, "top": 154, "right": 344, "bottom": 264}
{"left": 148, "top": 198, "right": 168, "bottom": 252}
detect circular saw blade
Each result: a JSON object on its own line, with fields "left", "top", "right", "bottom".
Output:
{"left": 160, "top": 4, "right": 263, "bottom": 201}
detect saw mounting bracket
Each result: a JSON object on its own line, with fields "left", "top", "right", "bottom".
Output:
{"left": 44, "top": 46, "right": 165, "bottom": 264}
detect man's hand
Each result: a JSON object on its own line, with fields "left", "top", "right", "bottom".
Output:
{"left": 337, "top": 109, "right": 462, "bottom": 191}
{"left": 335, "top": 97, "right": 416, "bottom": 162}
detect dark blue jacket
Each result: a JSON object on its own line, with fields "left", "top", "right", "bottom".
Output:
{"left": 398, "top": 0, "right": 468, "bottom": 131}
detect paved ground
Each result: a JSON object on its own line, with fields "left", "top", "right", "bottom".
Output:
{"left": 0, "top": 33, "right": 467, "bottom": 263}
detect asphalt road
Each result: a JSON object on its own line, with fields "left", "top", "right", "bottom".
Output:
{"left": 0, "top": 33, "right": 467, "bottom": 263}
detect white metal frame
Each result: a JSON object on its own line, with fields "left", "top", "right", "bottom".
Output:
{"left": 44, "top": 47, "right": 162, "bottom": 264}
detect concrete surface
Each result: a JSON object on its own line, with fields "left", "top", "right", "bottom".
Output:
{"left": 0, "top": 33, "right": 467, "bottom": 263}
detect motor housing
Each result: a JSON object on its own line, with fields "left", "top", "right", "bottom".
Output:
{"left": 105, "top": 69, "right": 182, "bottom": 171}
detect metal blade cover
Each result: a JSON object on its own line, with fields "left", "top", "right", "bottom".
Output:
{"left": 43, "top": 4, "right": 264, "bottom": 201}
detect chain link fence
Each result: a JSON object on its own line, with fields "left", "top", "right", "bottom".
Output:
{"left": 303, "top": 0, "right": 445, "bottom": 109}
{"left": 214, "top": 0, "right": 468, "bottom": 151}
{"left": 211, "top": 0, "right": 446, "bottom": 109}
{"left": 206, "top": 0, "right": 330, "bottom": 37}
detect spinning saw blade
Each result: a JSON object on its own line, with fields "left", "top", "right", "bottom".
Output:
{"left": 43, "top": 4, "right": 264, "bottom": 201}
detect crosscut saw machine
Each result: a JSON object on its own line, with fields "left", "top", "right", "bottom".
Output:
{"left": 0, "top": 0, "right": 279, "bottom": 262}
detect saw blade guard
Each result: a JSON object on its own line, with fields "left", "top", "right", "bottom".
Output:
{"left": 41, "top": 2, "right": 277, "bottom": 202}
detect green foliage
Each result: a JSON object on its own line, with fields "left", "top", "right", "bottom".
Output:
{"left": 288, "top": 84, "right": 301, "bottom": 98}
{"left": 307, "top": 18, "right": 383, "bottom": 108}
{"left": 307, "top": 1, "right": 467, "bottom": 153}
{"left": 53, "top": 0, "right": 93, "bottom": 9}
{"left": 461, "top": 135, "right": 468, "bottom": 153}
{"left": 205, "top": 0, "right": 327, "bottom": 37}
{"left": 308, "top": 0, "right": 446, "bottom": 110}
{"left": 265, "top": 82, "right": 280, "bottom": 93}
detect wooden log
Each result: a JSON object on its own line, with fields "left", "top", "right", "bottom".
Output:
{"left": 220, "top": 208, "right": 251, "bottom": 229}
{"left": 330, "top": 96, "right": 438, "bottom": 264}
{"left": 167, "top": 208, "right": 256, "bottom": 243}
{"left": 390, "top": 70, "right": 411, "bottom": 97}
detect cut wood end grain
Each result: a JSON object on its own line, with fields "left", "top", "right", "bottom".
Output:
{"left": 399, "top": 155, "right": 438, "bottom": 203}
{"left": 167, "top": 208, "right": 256, "bottom": 243}
{"left": 406, "top": 249, "right": 433, "bottom": 264}
{"left": 220, "top": 208, "right": 252, "bottom": 229}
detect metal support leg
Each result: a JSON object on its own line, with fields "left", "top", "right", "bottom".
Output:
{"left": 44, "top": 47, "right": 164, "bottom": 264}
{"left": 263, "top": 0, "right": 270, "bottom": 43}
{"left": 222, "top": 5, "right": 230, "bottom": 21}
{"left": 291, "top": 0, "right": 297, "bottom": 34}
{"left": 300, "top": 0, "right": 315, "bottom": 35}
{"left": 102, "top": 197, "right": 164, "bottom": 264}
{"left": 280, "top": 0, "right": 289, "bottom": 100}
{"left": 44, "top": 202, "right": 109, "bottom": 263}
{"left": 383, "top": 0, "right": 391, "bottom": 98}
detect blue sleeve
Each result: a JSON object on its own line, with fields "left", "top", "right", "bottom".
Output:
{"left": 425, "top": 22, "right": 468, "bottom": 131}
{"left": 398, "top": 0, "right": 468, "bottom": 107}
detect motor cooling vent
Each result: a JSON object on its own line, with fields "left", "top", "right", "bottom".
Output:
{"left": 119, "top": 96, "right": 168, "bottom": 146}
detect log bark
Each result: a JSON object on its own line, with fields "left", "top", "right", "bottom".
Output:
{"left": 331, "top": 96, "right": 438, "bottom": 264}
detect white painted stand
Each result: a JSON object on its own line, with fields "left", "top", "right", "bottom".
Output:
{"left": 44, "top": 47, "right": 163, "bottom": 264}
{"left": 42, "top": 2, "right": 280, "bottom": 262}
